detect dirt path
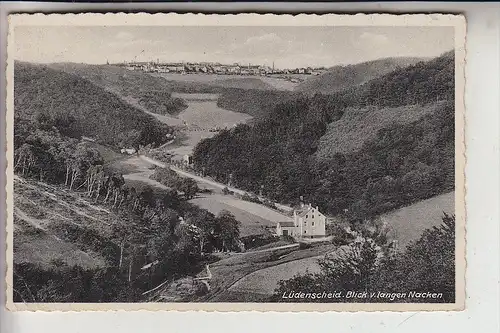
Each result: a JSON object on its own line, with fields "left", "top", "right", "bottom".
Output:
{"left": 237, "top": 243, "right": 300, "bottom": 254}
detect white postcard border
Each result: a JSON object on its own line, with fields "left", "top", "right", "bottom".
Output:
{"left": 5, "top": 12, "right": 467, "bottom": 312}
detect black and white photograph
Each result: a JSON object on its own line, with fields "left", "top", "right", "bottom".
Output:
{"left": 5, "top": 13, "right": 466, "bottom": 311}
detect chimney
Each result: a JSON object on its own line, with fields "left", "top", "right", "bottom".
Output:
{"left": 299, "top": 195, "right": 304, "bottom": 208}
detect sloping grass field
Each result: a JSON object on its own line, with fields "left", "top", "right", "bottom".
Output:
{"left": 380, "top": 191, "right": 455, "bottom": 249}
{"left": 227, "top": 255, "right": 323, "bottom": 296}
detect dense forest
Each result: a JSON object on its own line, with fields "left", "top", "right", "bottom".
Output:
{"left": 15, "top": 62, "right": 174, "bottom": 149}
{"left": 216, "top": 88, "right": 299, "bottom": 119}
{"left": 296, "top": 57, "right": 424, "bottom": 95}
{"left": 13, "top": 102, "right": 241, "bottom": 302}
{"left": 192, "top": 51, "right": 455, "bottom": 219}
{"left": 272, "top": 214, "right": 456, "bottom": 303}
{"left": 137, "top": 91, "right": 188, "bottom": 116}
{"left": 352, "top": 51, "right": 454, "bottom": 107}
{"left": 50, "top": 63, "right": 191, "bottom": 116}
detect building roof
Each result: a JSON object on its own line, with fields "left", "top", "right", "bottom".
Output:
{"left": 294, "top": 203, "right": 323, "bottom": 218}
{"left": 278, "top": 221, "right": 295, "bottom": 227}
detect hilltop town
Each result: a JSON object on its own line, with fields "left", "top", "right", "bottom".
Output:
{"left": 118, "top": 60, "right": 328, "bottom": 83}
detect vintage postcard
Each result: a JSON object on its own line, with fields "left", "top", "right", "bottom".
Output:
{"left": 5, "top": 13, "right": 466, "bottom": 311}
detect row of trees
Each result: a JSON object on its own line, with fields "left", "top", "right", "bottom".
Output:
{"left": 150, "top": 168, "right": 200, "bottom": 200}
{"left": 273, "top": 214, "right": 456, "bottom": 303}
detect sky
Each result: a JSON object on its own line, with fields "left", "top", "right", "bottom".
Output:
{"left": 14, "top": 26, "right": 454, "bottom": 69}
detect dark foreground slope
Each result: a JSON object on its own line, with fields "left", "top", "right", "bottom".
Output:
{"left": 295, "top": 57, "right": 425, "bottom": 95}
{"left": 15, "top": 62, "right": 173, "bottom": 148}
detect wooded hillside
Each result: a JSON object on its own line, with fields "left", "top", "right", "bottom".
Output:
{"left": 14, "top": 62, "right": 173, "bottom": 148}
{"left": 295, "top": 57, "right": 425, "bottom": 95}
{"left": 192, "top": 51, "right": 455, "bottom": 219}
{"left": 50, "top": 63, "right": 189, "bottom": 116}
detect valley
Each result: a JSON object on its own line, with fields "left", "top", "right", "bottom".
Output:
{"left": 12, "top": 49, "right": 457, "bottom": 303}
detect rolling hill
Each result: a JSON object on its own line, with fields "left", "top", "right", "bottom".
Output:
{"left": 50, "top": 62, "right": 175, "bottom": 95}
{"left": 295, "top": 57, "right": 426, "bottom": 95}
{"left": 50, "top": 63, "right": 189, "bottom": 116}
{"left": 14, "top": 62, "right": 173, "bottom": 148}
{"left": 51, "top": 63, "right": 282, "bottom": 119}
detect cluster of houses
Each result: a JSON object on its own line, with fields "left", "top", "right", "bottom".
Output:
{"left": 122, "top": 61, "right": 325, "bottom": 77}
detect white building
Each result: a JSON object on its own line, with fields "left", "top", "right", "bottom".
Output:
{"left": 183, "top": 154, "right": 193, "bottom": 165}
{"left": 276, "top": 203, "right": 326, "bottom": 239}
{"left": 276, "top": 221, "right": 296, "bottom": 237}
{"left": 120, "top": 148, "right": 137, "bottom": 155}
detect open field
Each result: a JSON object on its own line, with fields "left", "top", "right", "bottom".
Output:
{"left": 167, "top": 130, "right": 217, "bottom": 158}
{"left": 152, "top": 73, "right": 278, "bottom": 90}
{"left": 190, "top": 194, "right": 291, "bottom": 237}
{"left": 172, "top": 92, "right": 219, "bottom": 101}
{"left": 150, "top": 93, "right": 253, "bottom": 159}
{"left": 170, "top": 165, "right": 293, "bottom": 213}
{"left": 177, "top": 100, "right": 252, "bottom": 129}
{"left": 202, "top": 242, "right": 338, "bottom": 302}
{"left": 381, "top": 191, "right": 455, "bottom": 249}
{"left": 152, "top": 72, "right": 316, "bottom": 91}
{"left": 228, "top": 255, "right": 322, "bottom": 296}
{"left": 117, "top": 156, "right": 289, "bottom": 237}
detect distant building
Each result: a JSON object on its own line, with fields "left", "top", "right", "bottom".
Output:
{"left": 121, "top": 148, "right": 137, "bottom": 155}
{"left": 276, "top": 203, "right": 326, "bottom": 238}
{"left": 183, "top": 154, "right": 193, "bottom": 165}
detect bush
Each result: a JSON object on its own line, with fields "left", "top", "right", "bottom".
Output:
{"left": 241, "top": 234, "right": 280, "bottom": 250}
{"left": 298, "top": 242, "right": 311, "bottom": 250}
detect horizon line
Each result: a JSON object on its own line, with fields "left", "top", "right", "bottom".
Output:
{"left": 13, "top": 50, "right": 452, "bottom": 69}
